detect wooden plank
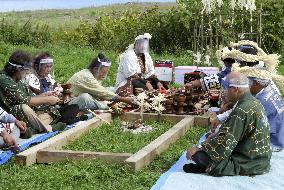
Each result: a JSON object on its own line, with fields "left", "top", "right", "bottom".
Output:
{"left": 37, "top": 149, "right": 132, "bottom": 164}
{"left": 125, "top": 117, "right": 194, "bottom": 171}
{"left": 15, "top": 113, "right": 112, "bottom": 166}
{"left": 123, "top": 112, "right": 210, "bottom": 127}
{"left": 122, "top": 112, "right": 187, "bottom": 124}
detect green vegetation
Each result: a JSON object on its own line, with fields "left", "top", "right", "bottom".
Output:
{"left": 0, "top": 3, "right": 175, "bottom": 28}
{"left": 0, "top": 42, "right": 195, "bottom": 85}
{"left": 64, "top": 118, "right": 174, "bottom": 153}
{"left": 0, "top": 1, "right": 283, "bottom": 55}
{"left": 0, "top": 1, "right": 284, "bottom": 189}
{"left": 0, "top": 126, "right": 207, "bottom": 189}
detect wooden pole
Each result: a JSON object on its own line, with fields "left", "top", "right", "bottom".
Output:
{"left": 88, "top": 109, "right": 111, "bottom": 125}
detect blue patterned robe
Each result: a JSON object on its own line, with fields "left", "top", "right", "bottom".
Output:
{"left": 256, "top": 85, "right": 284, "bottom": 148}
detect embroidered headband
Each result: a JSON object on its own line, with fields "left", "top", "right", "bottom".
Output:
{"left": 9, "top": 61, "right": 31, "bottom": 69}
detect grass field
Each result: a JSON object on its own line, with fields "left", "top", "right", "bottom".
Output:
{"left": 0, "top": 2, "right": 284, "bottom": 189}
{"left": 0, "top": 38, "right": 203, "bottom": 188}
{"left": 64, "top": 118, "right": 175, "bottom": 153}
{"left": 0, "top": 125, "right": 207, "bottom": 189}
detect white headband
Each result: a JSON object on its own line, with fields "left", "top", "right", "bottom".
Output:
{"left": 230, "top": 84, "right": 249, "bottom": 88}
{"left": 101, "top": 62, "right": 111, "bottom": 67}
{"left": 8, "top": 61, "right": 31, "bottom": 69}
{"left": 40, "top": 58, "right": 53, "bottom": 64}
{"left": 98, "top": 58, "right": 111, "bottom": 67}
{"left": 9, "top": 61, "right": 23, "bottom": 68}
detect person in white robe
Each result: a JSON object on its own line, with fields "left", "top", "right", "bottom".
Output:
{"left": 115, "top": 33, "right": 165, "bottom": 96}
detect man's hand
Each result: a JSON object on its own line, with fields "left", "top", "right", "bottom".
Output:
{"left": 184, "top": 83, "right": 193, "bottom": 90}
{"left": 210, "top": 112, "right": 219, "bottom": 129}
{"left": 205, "top": 133, "right": 216, "bottom": 143}
{"left": 1, "top": 131, "right": 17, "bottom": 147}
{"left": 45, "top": 96, "right": 62, "bottom": 105}
{"left": 184, "top": 79, "right": 202, "bottom": 90}
{"left": 186, "top": 146, "right": 201, "bottom": 160}
{"left": 128, "top": 74, "right": 140, "bottom": 80}
{"left": 15, "top": 120, "right": 27, "bottom": 133}
{"left": 117, "top": 96, "right": 134, "bottom": 106}
{"left": 145, "top": 81, "right": 154, "bottom": 91}
{"left": 157, "top": 82, "right": 166, "bottom": 91}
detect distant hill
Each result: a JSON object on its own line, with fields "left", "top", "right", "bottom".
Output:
{"left": 0, "top": 2, "right": 176, "bottom": 28}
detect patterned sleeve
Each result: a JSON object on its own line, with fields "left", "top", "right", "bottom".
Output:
{"left": 202, "top": 108, "right": 246, "bottom": 162}
{"left": 0, "top": 124, "right": 5, "bottom": 133}
{"left": 201, "top": 74, "right": 221, "bottom": 91}
{"left": 25, "top": 73, "right": 41, "bottom": 90}
{"left": 1, "top": 80, "right": 31, "bottom": 106}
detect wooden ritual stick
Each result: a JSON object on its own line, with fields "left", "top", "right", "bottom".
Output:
{"left": 87, "top": 109, "right": 111, "bottom": 125}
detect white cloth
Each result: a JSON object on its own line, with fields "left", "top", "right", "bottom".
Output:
{"left": 25, "top": 72, "right": 58, "bottom": 91}
{"left": 217, "top": 109, "right": 233, "bottom": 122}
{"left": 115, "top": 49, "right": 155, "bottom": 90}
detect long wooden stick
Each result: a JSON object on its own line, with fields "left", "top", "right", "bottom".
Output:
{"left": 87, "top": 109, "right": 111, "bottom": 125}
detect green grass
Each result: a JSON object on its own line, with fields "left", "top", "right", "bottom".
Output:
{"left": 0, "top": 126, "right": 207, "bottom": 190}
{"left": 0, "top": 2, "right": 176, "bottom": 28}
{"left": 0, "top": 42, "right": 194, "bottom": 85}
{"left": 64, "top": 118, "right": 175, "bottom": 153}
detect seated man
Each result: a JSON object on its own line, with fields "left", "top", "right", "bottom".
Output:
{"left": 184, "top": 72, "right": 271, "bottom": 176}
{"left": 115, "top": 33, "right": 165, "bottom": 96}
{"left": 0, "top": 107, "right": 27, "bottom": 151}
{"left": 67, "top": 53, "right": 133, "bottom": 109}
{"left": 236, "top": 65, "right": 284, "bottom": 151}
{"left": 0, "top": 50, "right": 65, "bottom": 138}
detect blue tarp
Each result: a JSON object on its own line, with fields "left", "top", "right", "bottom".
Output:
{"left": 151, "top": 151, "right": 284, "bottom": 190}
{"left": 0, "top": 120, "right": 84, "bottom": 165}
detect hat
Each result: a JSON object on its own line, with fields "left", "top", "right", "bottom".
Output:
{"left": 135, "top": 33, "right": 152, "bottom": 41}
{"left": 216, "top": 40, "right": 281, "bottom": 74}
{"left": 89, "top": 53, "right": 111, "bottom": 69}
{"left": 232, "top": 63, "right": 284, "bottom": 94}
{"left": 232, "top": 63, "right": 273, "bottom": 80}
{"left": 125, "top": 33, "right": 152, "bottom": 51}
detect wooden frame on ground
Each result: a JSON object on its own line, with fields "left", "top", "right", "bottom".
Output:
{"left": 15, "top": 112, "right": 209, "bottom": 171}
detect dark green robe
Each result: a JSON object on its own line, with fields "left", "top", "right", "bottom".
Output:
{"left": 0, "top": 71, "right": 60, "bottom": 131}
{"left": 203, "top": 92, "right": 271, "bottom": 176}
